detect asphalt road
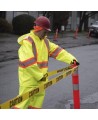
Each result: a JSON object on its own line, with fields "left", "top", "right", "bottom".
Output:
{"left": 0, "top": 33, "right": 98, "bottom": 109}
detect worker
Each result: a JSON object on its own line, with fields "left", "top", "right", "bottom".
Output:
{"left": 13, "top": 16, "right": 79, "bottom": 109}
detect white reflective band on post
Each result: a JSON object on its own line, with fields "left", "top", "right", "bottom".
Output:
{"left": 72, "top": 68, "right": 78, "bottom": 75}
{"left": 73, "top": 84, "right": 79, "bottom": 90}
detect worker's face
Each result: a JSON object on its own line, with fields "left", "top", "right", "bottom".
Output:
{"left": 39, "top": 29, "right": 48, "bottom": 39}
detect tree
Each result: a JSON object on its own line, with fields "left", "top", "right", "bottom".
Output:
{"left": 0, "top": 11, "right": 6, "bottom": 18}
{"left": 41, "top": 11, "right": 70, "bottom": 31}
{"left": 78, "top": 11, "right": 98, "bottom": 32}
{"left": 41, "top": 11, "right": 53, "bottom": 18}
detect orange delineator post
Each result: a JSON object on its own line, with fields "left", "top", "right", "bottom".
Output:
{"left": 54, "top": 28, "right": 58, "bottom": 41}
{"left": 74, "top": 27, "right": 78, "bottom": 39}
{"left": 87, "top": 30, "right": 91, "bottom": 38}
{"left": 72, "top": 67, "right": 80, "bottom": 109}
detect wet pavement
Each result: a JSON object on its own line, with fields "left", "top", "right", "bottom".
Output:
{"left": 0, "top": 32, "right": 98, "bottom": 109}
{"left": 0, "top": 33, "right": 19, "bottom": 63}
{"left": 0, "top": 32, "right": 98, "bottom": 63}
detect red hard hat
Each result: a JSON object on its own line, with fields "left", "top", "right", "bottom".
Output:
{"left": 34, "top": 16, "right": 51, "bottom": 31}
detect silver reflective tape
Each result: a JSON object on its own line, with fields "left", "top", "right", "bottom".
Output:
{"left": 73, "top": 84, "right": 79, "bottom": 90}
{"left": 72, "top": 68, "right": 78, "bottom": 75}
{"left": 19, "top": 58, "right": 36, "bottom": 68}
{"left": 27, "top": 37, "right": 33, "bottom": 43}
{"left": 50, "top": 47, "right": 62, "bottom": 58}
{"left": 44, "top": 38, "right": 50, "bottom": 51}
{"left": 38, "top": 62, "right": 48, "bottom": 68}
{"left": 28, "top": 37, "right": 37, "bottom": 60}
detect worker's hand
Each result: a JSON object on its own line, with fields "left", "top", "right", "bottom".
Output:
{"left": 40, "top": 73, "right": 48, "bottom": 81}
{"left": 40, "top": 76, "right": 46, "bottom": 81}
{"left": 71, "top": 59, "right": 80, "bottom": 66}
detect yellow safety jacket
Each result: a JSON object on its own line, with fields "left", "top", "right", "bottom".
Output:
{"left": 18, "top": 30, "right": 77, "bottom": 87}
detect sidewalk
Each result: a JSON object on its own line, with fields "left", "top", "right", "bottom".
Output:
{"left": 0, "top": 32, "right": 98, "bottom": 63}
{"left": 49, "top": 32, "right": 98, "bottom": 49}
{"left": 0, "top": 33, "right": 19, "bottom": 62}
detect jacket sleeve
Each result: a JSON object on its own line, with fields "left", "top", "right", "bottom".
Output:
{"left": 18, "top": 40, "right": 43, "bottom": 81}
{"left": 49, "top": 41, "right": 77, "bottom": 64}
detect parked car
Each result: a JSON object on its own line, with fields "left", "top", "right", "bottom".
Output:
{"left": 89, "top": 21, "right": 98, "bottom": 37}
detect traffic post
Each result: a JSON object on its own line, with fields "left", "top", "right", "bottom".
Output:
{"left": 74, "top": 27, "right": 78, "bottom": 39}
{"left": 54, "top": 28, "right": 58, "bottom": 41}
{"left": 72, "top": 67, "right": 80, "bottom": 109}
{"left": 61, "top": 25, "right": 65, "bottom": 37}
{"left": 87, "top": 29, "right": 91, "bottom": 38}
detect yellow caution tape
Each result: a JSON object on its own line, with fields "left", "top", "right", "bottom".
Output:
{"left": 0, "top": 65, "right": 78, "bottom": 109}
{"left": 48, "top": 65, "right": 74, "bottom": 77}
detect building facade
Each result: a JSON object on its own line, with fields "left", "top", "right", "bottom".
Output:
{"left": 1, "top": 11, "right": 98, "bottom": 31}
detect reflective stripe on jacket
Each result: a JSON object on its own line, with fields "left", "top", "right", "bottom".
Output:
{"left": 48, "top": 41, "right": 77, "bottom": 64}
{"left": 18, "top": 31, "right": 49, "bottom": 86}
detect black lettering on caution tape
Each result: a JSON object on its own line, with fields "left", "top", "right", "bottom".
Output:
{"left": 73, "top": 68, "right": 77, "bottom": 73}
{"left": 57, "top": 68, "right": 64, "bottom": 73}
{"left": 10, "top": 96, "right": 23, "bottom": 108}
{"left": 29, "top": 88, "right": 39, "bottom": 98}
{"left": 56, "top": 75, "right": 63, "bottom": 82}
{"left": 64, "top": 67, "right": 71, "bottom": 71}
{"left": 44, "top": 73, "right": 48, "bottom": 78}
{"left": 66, "top": 70, "right": 72, "bottom": 76}
{"left": 0, "top": 65, "right": 77, "bottom": 109}
{"left": 57, "top": 67, "right": 71, "bottom": 73}
{"left": 44, "top": 81, "right": 52, "bottom": 89}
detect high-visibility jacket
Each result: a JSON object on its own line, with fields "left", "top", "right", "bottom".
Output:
{"left": 15, "top": 30, "right": 77, "bottom": 108}
{"left": 18, "top": 30, "right": 77, "bottom": 86}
